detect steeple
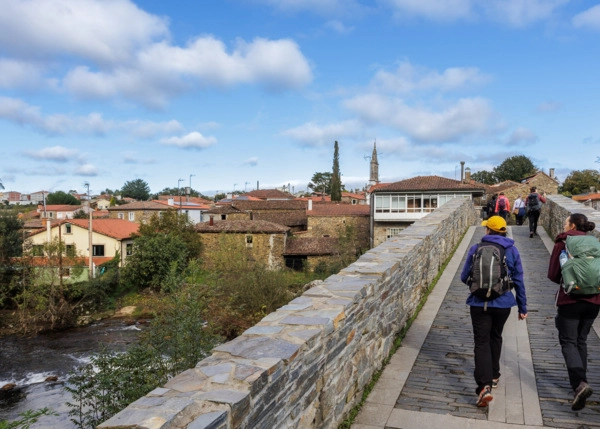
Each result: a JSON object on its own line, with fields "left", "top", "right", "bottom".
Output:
{"left": 369, "top": 141, "right": 379, "bottom": 186}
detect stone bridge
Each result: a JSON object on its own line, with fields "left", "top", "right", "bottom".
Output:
{"left": 100, "top": 195, "right": 600, "bottom": 429}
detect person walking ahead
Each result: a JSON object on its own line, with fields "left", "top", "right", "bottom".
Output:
{"left": 526, "top": 186, "right": 546, "bottom": 238}
{"left": 548, "top": 213, "right": 600, "bottom": 411}
{"left": 461, "top": 216, "right": 528, "bottom": 407}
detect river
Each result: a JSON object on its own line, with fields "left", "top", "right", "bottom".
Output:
{"left": 0, "top": 319, "right": 144, "bottom": 428}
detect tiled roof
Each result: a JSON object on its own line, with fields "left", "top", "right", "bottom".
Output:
{"left": 307, "top": 203, "right": 370, "bottom": 216}
{"left": 572, "top": 193, "right": 600, "bottom": 202}
{"left": 93, "top": 210, "right": 110, "bottom": 218}
{"left": 153, "top": 200, "right": 211, "bottom": 210}
{"left": 195, "top": 219, "right": 290, "bottom": 233}
{"left": 66, "top": 218, "right": 139, "bottom": 239}
{"left": 156, "top": 195, "right": 213, "bottom": 205}
{"left": 242, "top": 189, "right": 295, "bottom": 199}
{"left": 204, "top": 205, "right": 242, "bottom": 215}
{"left": 284, "top": 237, "right": 338, "bottom": 256}
{"left": 38, "top": 204, "right": 83, "bottom": 212}
{"left": 106, "top": 201, "right": 166, "bottom": 211}
{"left": 375, "top": 176, "right": 486, "bottom": 192}
{"left": 482, "top": 180, "right": 520, "bottom": 194}
{"left": 367, "top": 183, "right": 391, "bottom": 193}
{"left": 342, "top": 192, "right": 366, "bottom": 200}
{"left": 231, "top": 200, "right": 307, "bottom": 210}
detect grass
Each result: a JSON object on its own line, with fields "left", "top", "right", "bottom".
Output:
{"left": 337, "top": 228, "right": 468, "bottom": 429}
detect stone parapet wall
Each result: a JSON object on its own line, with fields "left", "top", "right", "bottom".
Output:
{"left": 540, "top": 194, "right": 600, "bottom": 240}
{"left": 99, "top": 198, "right": 478, "bottom": 429}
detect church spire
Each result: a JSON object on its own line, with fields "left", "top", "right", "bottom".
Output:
{"left": 369, "top": 141, "right": 379, "bottom": 186}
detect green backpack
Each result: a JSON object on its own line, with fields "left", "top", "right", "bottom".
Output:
{"left": 562, "top": 235, "right": 600, "bottom": 295}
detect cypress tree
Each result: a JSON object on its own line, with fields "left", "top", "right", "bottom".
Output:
{"left": 331, "top": 141, "right": 342, "bottom": 202}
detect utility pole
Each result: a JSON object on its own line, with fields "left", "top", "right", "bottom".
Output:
{"left": 188, "top": 174, "right": 195, "bottom": 202}
{"left": 178, "top": 178, "right": 184, "bottom": 209}
{"left": 84, "top": 182, "right": 93, "bottom": 279}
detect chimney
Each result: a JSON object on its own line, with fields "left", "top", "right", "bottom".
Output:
{"left": 308, "top": 199, "right": 313, "bottom": 211}
{"left": 167, "top": 198, "right": 174, "bottom": 206}
{"left": 209, "top": 215, "right": 214, "bottom": 226}
{"left": 465, "top": 168, "right": 471, "bottom": 182}
{"left": 257, "top": 180, "right": 259, "bottom": 190}
{"left": 460, "top": 161, "right": 465, "bottom": 182}
{"left": 549, "top": 168, "right": 555, "bottom": 179}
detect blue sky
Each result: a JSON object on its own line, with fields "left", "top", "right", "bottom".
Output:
{"left": 1, "top": 0, "right": 599, "bottom": 196}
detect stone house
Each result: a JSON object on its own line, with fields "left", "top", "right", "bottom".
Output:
{"left": 107, "top": 201, "right": 167, "bottom": 224}
{"left": 572, "top": 190, "right": 600, "bottom": 210}
{"left": 306, "top": 200, "right": 370, "bottom": 251}
{"left": 195, "top": 219, "right": 290, "bottom": 269}
{"left": 371, "top": 175, "right": 485, "bottom": 246}
{"left": 283, "top": 236, "right": 338, "bottom": 271}
{"left": 38, "top": 204, "right": 84, "bottom": 220}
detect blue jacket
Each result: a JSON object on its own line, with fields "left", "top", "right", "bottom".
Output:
{"left": 461, "top": 234, "right": 527, "bottom": 315}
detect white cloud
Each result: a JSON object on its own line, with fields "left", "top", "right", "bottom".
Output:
{"left": 483, "top": 0, "right": 568, "bottom": 27}
{"left": 506, "top": 127, "right": 538, "bottom": 146}
{"left": 281, "top": 120, "right": 362, "bottom": 146}
{"left": 0, "top": 0, "right": 168, "bottom": 64}
{"left": 324, "top": 20, "right": 355, "bottom": 34}
{"left": 75, "top": 163, "right": 99, "bottom": 176}
{"left": 344, "top": 94, "right": 494, "bottom": 143}
{"left": 62, "top": 37, "right": 313, "bottom": 107}
{"left": 243, "top": 157, "right": 259, "bottom": 166}
{"left": 124, "top": 120, "right": 183, "bottom": 138}
{"left": 535, "top": 101, "right": 562, "bottom": 113}
{"left": 161, "top": 132, "right": 217, "bottom": 149}
{"left": 385, "top": 0, "right": 473, "bottom": 21}
{"left": 0, "top": 59, "right": 45, "bottom": 89}
{"left": 573, "top": 5, "right": 600, "bottom": 30}
{"left": 372, "top": 62, "right": 491, "bottom": 93}
{"left": 25, "top": 145, "right": 78, "bottom": 162}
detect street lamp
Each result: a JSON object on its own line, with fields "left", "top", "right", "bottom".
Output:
{"left": 188, "top": 174, "right": 195, "bottom": 202}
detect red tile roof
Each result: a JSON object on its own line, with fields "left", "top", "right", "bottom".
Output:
{"left": 572, "top": 193, "right": 600, "bottom": 202}
{"left": 242, "top": 189, "right": 295, "bottom": 199}
{"left": 307, "top": 203, "right": 370, "bottom": 216}
{"left": 195, "top": 219, "right": 290, "bottom": 233}
{"left": 66, "top": 218, "right": 139, "bottom": 239}
{"left": 37, "top": 204, "right": 83, "bottom": 212}
{"left": 375, "top": 176, "right": 486, "bottom": 192}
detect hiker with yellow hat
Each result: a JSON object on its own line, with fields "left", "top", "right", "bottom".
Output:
{"left": 461, "top": 216, "right": 528, "bottom": 407}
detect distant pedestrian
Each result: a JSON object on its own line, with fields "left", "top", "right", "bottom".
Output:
{"left": 526, "top": 186, "right": 546, "bottom": 238}
{"left": 513, "top": 195, "right": 526, "bottom": 225}
{"left": 486, "top": 194, "right": 498, "bottom": 218}
{"left": 495, "top": 192, "right": 510, "bottom": 221}
{"left": 548, "top": 213, "right": 600, "bottom": 411}
{"left": 461, "top": 216, "right": 528, "bottom": 407}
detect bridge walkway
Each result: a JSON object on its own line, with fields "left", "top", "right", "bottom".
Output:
{"left": 352, "top": 225, "right": 600, "bottom": 429}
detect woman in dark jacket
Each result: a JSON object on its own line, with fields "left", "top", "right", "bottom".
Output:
{"left": 461, "top": 216, "right": 527, "bottom": 407}
{"left": 548, "top": 213, "right": 600, "bottom": 411}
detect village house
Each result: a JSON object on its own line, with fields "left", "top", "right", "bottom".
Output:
{"left": 38, "top": 204, "right": 85, "bottom": 220}
{"left": 370, "top": 175, "right": 485, "bottom": 246}
{"left": 195, "top": 219, "right": 289, "bottom": 270}
{"left": 107, "top": 201, "right": 167, "bottom": 223}
{"left": 26, "top": 218, "right": 139, "bottom": 279}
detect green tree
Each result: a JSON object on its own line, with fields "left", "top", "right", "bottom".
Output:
{"left": 559, "top": 169, "right": 600, "bottom": 196}
{"left": 471, "top": 170, "right": 496, "bottom": 185}
{"left": 0, "top": 212, "right": 24, "bottom": 304}
{"left": 138, "top": 211, "right": 202, "bottom": 260}
{"left": 121, "top": 179, "right": 151, "bottom": 201}
{"left": 331, "top": 141, "right": 342, "bottom": 201}
{"left": 493, "top": 155, "right": 537, "bottom": 183}
{"left": 46, "top": 191, "right": 80, "bottom": 205}
{"left": 308, "top": 172, "right": 333, "bottom": 195}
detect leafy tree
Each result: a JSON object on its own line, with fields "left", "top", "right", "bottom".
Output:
{"left": 493, "top": 155, "right": 537, "bottom": 183}
{"left": 157, "top": 187, "right": 207, "bottom": 198}
{"left": 214, "top": 192, "right": 226, "bottom": 201}
{"left": 0, "top": 408, "right": 57, "bottom": 429}
{"left": 0, "top": 213, "right": 23, "bottom": 304}
{"left": 471, "top": 170, "right": 496, "bottom": 185}
{"left": 308, "top": 172, "right": 333, "bottom": 195}
{"left": 73, "top": 210, "right": 88, "bottom": 219}
{"left": 138, "top": 211, "right": 202, "bottom": 260}
{"left": 559, "top": 169, "right": 600, "bottom": 196}
{"left": 331, "top": 141, "right": 342, "bottom": 201}
{"left": 46, "top": 191, "right": 80, "bottom": 205}
{"left": 121, "top": 179, "right": 151, "bottom": 201}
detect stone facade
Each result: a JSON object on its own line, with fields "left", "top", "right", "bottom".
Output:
{"left": 99, "top": 198, "right": 479, "bottom": 429}
{"left": 307, "top": 214, "right": 369, "bottom": 251}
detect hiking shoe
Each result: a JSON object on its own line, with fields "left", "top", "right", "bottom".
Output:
{"left": 476, "top": 386, "right": 493, "bottom": 407}
{"left": 572, "top": 381, "right": 593, "bottom": 411}
{"left": 492, "top": 378, "right": 499, "bottom": 389}
{"left": 529, "top": 232, "right": 534, "bottom": 238}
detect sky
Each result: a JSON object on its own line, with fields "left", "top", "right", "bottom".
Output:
{"left": 1, "top": 0, "right": 600, "bottom": 197}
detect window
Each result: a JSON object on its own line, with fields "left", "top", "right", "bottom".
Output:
{"left": 48, "top": 212, "right": 54, "bottom": 218}
{"left": 118, "top": 212, "right": 124, "bottom": 219}
{"left": 352, "top": 199, "right": 357, "bottom": 205}
{"left": 66, "top": 245, "right": 75, "bottom": 257}
{"left": 245, "top": 235, "right": 253, "bottom": 248}
{"left": 92, "top": 245, "right": 105, "bottom": 256}
{"left": 221, "top": 214, "right": 226, "bottom": 220}
{"left": 128, "top": 212, "right": 135, "bottom": 221}
{"left": 126, "top": 243, "right": 133, "bottom": 256}
{"left": 387, "top": 227, "right": 403, "bottom": 239}
{"left": 64, "top": 223, "right": 72, "bottom": 234}
{"left": 407, "top": 196, "right": 422, "bottom": 212}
